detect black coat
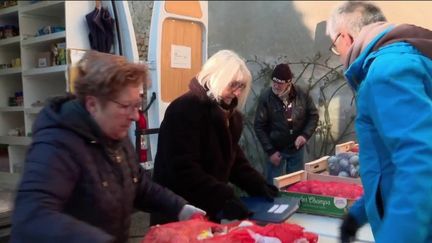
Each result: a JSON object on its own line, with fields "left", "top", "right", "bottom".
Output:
{"left": 11, "top": 96, "right": 186, "bottom": 243}
{"left": 254, "top": 86, "right": 319, "bottom": 155}
{"left": 85, "top": 7, "right": 114, "bottom": 53}
{"left": 152, "top": 79, "right": 269, "bottom": 223}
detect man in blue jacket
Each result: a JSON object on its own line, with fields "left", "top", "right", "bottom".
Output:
{"left": 326, "top": 2, "right": 432, "bottom": 243}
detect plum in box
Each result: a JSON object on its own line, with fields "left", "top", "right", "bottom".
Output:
{"left": 305, "top": 155, "right": 360, "bottom": 178}
{"left": 306, "top": 141, "right": 359, "bottom": 175}
{"left": 273, "top": 170, "right": 362, "bottom": 218}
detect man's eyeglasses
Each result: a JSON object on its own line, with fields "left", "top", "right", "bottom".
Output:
{"left": 109, "top": 99, "right": 142, "bottom": 114}
{"left": 329, "top": 33, "right": 342, "bottom": 56}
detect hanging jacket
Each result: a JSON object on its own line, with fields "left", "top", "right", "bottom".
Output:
{"left": 344, "top": 24, "right": 432, "bottom": 243}
{"left": 85, "top": 7, "right": 114, "bottom": 53}
{"left": 11, "top": 96, "right": 186, "bottom": 243}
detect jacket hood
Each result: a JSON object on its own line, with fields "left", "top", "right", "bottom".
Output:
{"left": 344, "top": 25, "right": 393, "bottom": 91}
{"left": 32, "top": 95, "right": 101, "bottom": 142}
{"left": 188, "top": 78, "right": 238, "bottom": 112}
{"left": 344, "top": 23, "right": 432, "bottom": 91}
{"left": 344, "top": 22, "right": 394, "bottom": 69}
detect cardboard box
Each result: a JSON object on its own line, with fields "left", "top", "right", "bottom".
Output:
{"left": 335, "top": 141, "right": 358, "bottom": 154}
{"left": 273, "top": 170, "right": 362, "bottom": 218}
{"left": 36, "top": 52, "right": 51, "bottom": 67}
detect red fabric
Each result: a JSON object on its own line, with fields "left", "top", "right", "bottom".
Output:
{"left": 142, "top": 219, "right": 219, "bottom": 243}
{"left": 137, "top": 111, "right": 147, "bottom": 162}
{"left": 303, "top": 232, "right": 319, "bottom": 243}
{"left": 142, "top": 218, "right": 318, "bottom": 243}
{"left": 255, "top": 223, "right": 304, "bottom": 242}
{"left": 207, "top": 229, "right": 255, "bottom": 243}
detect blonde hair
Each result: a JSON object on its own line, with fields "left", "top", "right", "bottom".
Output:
{"left": 196, "top": 50, "right": 252, "bottom": 109}
{"left": 326, "top": 1, "right": 386, "bottom": 39}
{"left": 73, "top": 51, "right": 148, "bottom": 104}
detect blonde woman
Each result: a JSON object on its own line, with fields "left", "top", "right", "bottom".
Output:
{"left": 151, "top": 50, "right": 278, "bottom": 225}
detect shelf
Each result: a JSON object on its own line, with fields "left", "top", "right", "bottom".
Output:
{"left": 0, "top": 67, "right": 21, "bottom": 76}
{"left": 0, "top": 36, "right": 20, "bottom": 48}
{"left": 0, "top": 136, "right": 31, "bottom": 146}
{"left": 21, "top": 31, "right": 65, "bottom": 47}
{"left": 23, "top": 64, "right": 66, "bottom": 77}
{"left": 0, "top": 107, "right": 24, "bottom": 112}
{"left": 25, "top": 107, "right": 43, "bottom": 114}
{"left": 19, "top": 1, "right": 64, "bottom": 17}
{"left": 0, "top": 5, "right": 18, "bottom": 18}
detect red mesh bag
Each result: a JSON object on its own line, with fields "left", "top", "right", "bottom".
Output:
{"left": 206, "top": 228, "right": 256, "bottom": 243}
{"left": 254, "top": 223, "right": 305, "bottom": 242}
{"left": 287, "top": 180, "right": 363, "bottom": 200}
{"left": 142, "top": 218, "right": 318, "bottom": 243}
{"left": 142, "top": 218, "right": 219, "bottom": 243}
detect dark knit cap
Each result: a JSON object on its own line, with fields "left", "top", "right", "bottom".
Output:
{"left": 272, "top": 63, "right": 293, "bottom": 83}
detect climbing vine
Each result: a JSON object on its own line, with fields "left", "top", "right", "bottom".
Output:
{"left": 239, "top": 53, "right": 356, "bottom": 173}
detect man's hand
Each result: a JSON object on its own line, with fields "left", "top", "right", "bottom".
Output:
{"left": 218, "top": 198, "right": 253, "bottom": 220}
{"left": 269, "top": 151, "right": 282, "bottom": 166}
{"left": 258, "top": 184, "right": 279, "bottom": 202}
{"left": 295, "top": 135, "right": 307, "bottom": 149}
{"left": 340, "top": 213, "right": 360, "bottom": 243}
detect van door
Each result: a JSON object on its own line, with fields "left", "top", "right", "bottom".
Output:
{"left": 147, "top": 1, "right": 208, "bottom": 162}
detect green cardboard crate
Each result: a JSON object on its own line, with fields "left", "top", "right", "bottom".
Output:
{"left": 273, "top": 170, "right": 362, "bottom": 218}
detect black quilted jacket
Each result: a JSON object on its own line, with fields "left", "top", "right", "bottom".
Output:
{"left": 11, "top": 96, "right": 186, "bottom": 243}
{"left": 254, "top": 86, "right": 319, "bottom": 155}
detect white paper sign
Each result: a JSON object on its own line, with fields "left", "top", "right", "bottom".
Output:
{"left": 69, "top": 49, "right": 87, "bottom": 64}
{"left": 171, "top": 45, "right": 191, "bottom": 69}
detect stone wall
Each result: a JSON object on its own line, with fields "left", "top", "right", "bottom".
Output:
{"left": 128, "top": 1, "right": 153, "bottom": 59}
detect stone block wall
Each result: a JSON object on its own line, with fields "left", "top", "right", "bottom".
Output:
{"left": 128, "top": 1, "right": 153, "bottom": 60}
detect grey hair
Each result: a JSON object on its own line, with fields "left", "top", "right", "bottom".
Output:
{"left": 196, "top": 49, "right": 252, "bottom": 109}
{"left": 326, "top": 1, "right": 387, "bottom": 39}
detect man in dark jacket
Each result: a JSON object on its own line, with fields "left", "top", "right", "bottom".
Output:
{"left": 151, "top": 50, "right": 278, "bottom": 225}
{"left": 11, "top": 51, "right": 204, "bottom": 243}
{"left": 254, "top": 63, "right": 319, "bottom": 184}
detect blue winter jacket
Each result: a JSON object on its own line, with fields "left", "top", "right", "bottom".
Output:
{"left": 345, "top": 27, "right": 432, "bottom": 242}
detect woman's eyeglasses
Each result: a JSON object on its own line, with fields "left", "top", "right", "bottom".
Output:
{"left": 228, "top": 81, "right": 246, "bottom": 92}
{"left": 109, "top": 99, "right": 142, "bottom": 114}
{"left": 329, "top": 33, "right": 342, "bottom": 56}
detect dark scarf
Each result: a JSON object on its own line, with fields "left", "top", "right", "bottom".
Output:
{"left": 345, "top": 23, "right": 432, "bottom": 69}
{"left": 373, "top": 24, "right": 432, "bottom": 59}
{"left": 273, "top": 84, "right": 296, "bottom": 106}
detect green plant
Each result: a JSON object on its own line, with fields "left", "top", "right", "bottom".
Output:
{"left": 239, "top": 53, "right": 356, "bottom": 173}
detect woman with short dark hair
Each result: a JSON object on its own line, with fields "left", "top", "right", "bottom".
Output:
{"left": 11, "top": 51, "right": 204, "bottom": 243}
